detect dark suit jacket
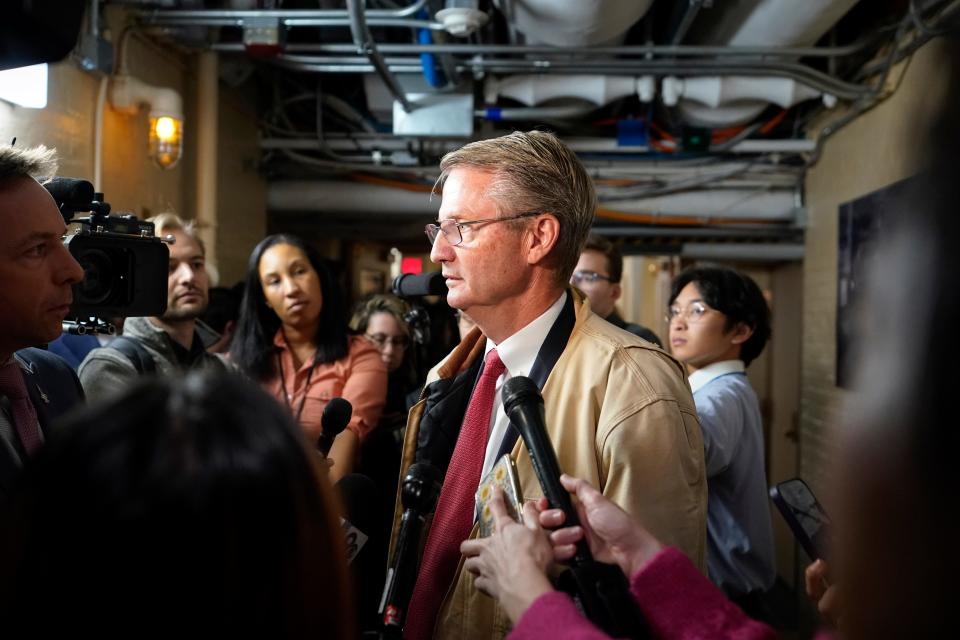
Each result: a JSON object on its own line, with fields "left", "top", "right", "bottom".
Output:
{"left": 0, "top": 348, "right": 85, "bottom": 502}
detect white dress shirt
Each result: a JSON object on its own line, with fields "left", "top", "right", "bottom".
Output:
{"left": 479, "top": 292, "right": 567, "bottom": 482}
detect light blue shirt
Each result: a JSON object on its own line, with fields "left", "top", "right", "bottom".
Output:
{"left": 691, "top": 360, "right": 776, "bottom": 595}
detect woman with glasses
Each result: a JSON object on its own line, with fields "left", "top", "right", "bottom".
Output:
{"left": 230, "top": 234, "right": 387, "bottom": 482}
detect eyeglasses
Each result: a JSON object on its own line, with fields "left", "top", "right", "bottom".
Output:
{"left": 665, "top": 302, "right": 711, "bottom": 324}
{"left": 424, "top": 211, "right": 542, "bottom": 247}
{"left": 570, "top": 270, "right": 613, "bottom": 285}
{"left": 365, "top": 333, "right": 410, "bottom": 348}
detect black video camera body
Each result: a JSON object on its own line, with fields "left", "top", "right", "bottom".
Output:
{"left": 45, "top": 178, "right": 169, "bottom": 335}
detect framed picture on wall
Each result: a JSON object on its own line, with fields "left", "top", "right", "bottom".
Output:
{"left": 836, "top": 176, "right": 919, "bottom": 388}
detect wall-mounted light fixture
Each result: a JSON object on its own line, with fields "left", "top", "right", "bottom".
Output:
{"left": 109, "top": 75, "right": 184, "bottom": 170}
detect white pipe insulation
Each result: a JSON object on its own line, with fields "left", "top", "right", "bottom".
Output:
{"left": 676, "top": 0, "right": 861, "bottom": 127}
{"left": 492, "top": 0, "right": 654, "bottom": 47}
{"left": 485, "top": 74, "right": 655, "bottom": 106}
{"left": 268, "top": 181, "right": 799, "bottom": 223}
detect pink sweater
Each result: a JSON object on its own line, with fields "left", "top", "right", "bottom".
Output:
{"left": 509, "top": 548, "right": 777, "bottom": 640}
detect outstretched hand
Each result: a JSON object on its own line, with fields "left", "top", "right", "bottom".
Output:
{"left": 538, "top": 474, "right": 663, "bottom": 578}
{"left": 460, "top": 487, "right": 556, "bottom": 624}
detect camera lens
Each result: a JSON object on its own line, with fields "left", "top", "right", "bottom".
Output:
{"left": 76, "top": 248, "right": 116, "bottom": 305}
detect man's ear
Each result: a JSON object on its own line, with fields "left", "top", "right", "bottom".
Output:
{"left": 611, "top": 282, "right": 622, "bottom": 302}
{"left": 523, "top": 214, "right": 560, "bottom": 266}
{"left": 729, "top": 322, "right": 754, "bottom": 345}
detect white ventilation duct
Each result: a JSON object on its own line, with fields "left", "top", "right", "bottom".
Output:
{"left": 493, "top": 0, "right": 654, "bottom": 47}
{"left": 678, "top": 0, "right": 861, "bottom": 127}
{"left": 485, "top": 74, "right": 655, "bottom": 106}
{"left": 269, "top": 181, "right": 798, "bottom": 223}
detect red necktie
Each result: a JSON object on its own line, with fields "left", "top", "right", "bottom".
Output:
{"left": 404, "top": 348, "right": 506, "bottom": 639}
{"left": 0, "top": 361, "right": 43, "bottom": 457}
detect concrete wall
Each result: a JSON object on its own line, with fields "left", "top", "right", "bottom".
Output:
{"left": 800, "top": 40, "right": 949, "bottom": 498}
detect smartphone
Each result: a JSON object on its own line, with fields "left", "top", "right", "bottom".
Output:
{"left": 769, "top": 477, "right": 831, "bottom": 562}
{"left": 475, "top": 453, "right": 524, "bottom": 537}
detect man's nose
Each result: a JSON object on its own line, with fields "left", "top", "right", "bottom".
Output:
{"left": 430, "top": 231, "right": 452, "bottom": 264}
{"left": 173, "top": 262, "right": 195, "bottom": 283}
{"left": 57, "top": 245, "right": 85, "bottom": 285}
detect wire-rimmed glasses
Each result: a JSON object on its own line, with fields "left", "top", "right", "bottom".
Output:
{"left": 424, "top": 210, "right": 542, "bottom": 246}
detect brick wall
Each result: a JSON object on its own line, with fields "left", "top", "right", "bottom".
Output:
{"left": 800, "top": 40, "right": 948, "bottom": 500}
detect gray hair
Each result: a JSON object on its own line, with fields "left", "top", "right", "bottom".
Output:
{"left": 436, "top": 130, "right": 596, "bottom": 285}
{"left": 0, "top": 144, "right": 58, "bottom": 184}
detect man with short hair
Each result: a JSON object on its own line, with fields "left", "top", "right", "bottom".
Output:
{"left": 0, "top": 144, "right": 85, "bottom": 499}
{"left": 78, "top": 213, "right": 224, "bottom": 400}
{"left": 572, "top": 233, "right": 662, "bottom": 347}
{"left": 396, "top": 131, "right": 706, "bottom": 640}
{"left": 667, "top": 265, "right": 777, "bottom": 620}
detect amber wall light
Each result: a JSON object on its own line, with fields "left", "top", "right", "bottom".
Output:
{"left": 109, "top": 75, "right": 184, "bottom": 170}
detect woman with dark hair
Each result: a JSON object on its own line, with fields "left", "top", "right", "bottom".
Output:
{"left": 230, "top": 234, "right": 387, "bottom": 480}
{"left": 0, "top": 372, "right": 354, "bottom": 639}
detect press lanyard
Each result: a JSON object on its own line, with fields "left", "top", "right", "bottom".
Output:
{"left": 277, "top": 350, "right": 319, "bottom": 423}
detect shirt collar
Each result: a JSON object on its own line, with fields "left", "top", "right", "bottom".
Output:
{"left": 485, "top": 292, "right": 566, "bottom": 378}
{"left": 688, "top": 359, "right": 745, "bottom": 394}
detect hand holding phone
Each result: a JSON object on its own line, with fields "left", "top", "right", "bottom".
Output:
{"left": 769, "top": 477, "right": 831, "bottom": 561}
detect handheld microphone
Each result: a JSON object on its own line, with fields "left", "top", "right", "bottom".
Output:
{"left": 392, "top": 272, "right": 447, "bottom": 298}
{"left": 318, "top": 397, "right": 353, "bottom": 456}
{"left": 379, "top": 462, "right": 443, "bottom": 634}
{"left": 502, "top": 376, "right": 650, "bottom": 639}
{"left": 501, "top": 376, "right": 590, "bottom": 564}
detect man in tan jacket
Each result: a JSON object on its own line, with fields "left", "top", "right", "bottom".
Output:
{"left": 395, "top": 131, "right": 706, "bottom": 640}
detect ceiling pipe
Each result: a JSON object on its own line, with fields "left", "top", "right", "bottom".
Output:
{"left": 210, "top": 40, "right": 880, "bottom": 58}
{"left": 268, "top": 180, "right": 799, "bottom": 222}
{"left": 677, "top": 0, "right": 862, "bottom": 126}
{"left": 492, "top": 0, "right": 654, "bottom": 47}
{"left": 680, "top": 242, "right": 804, "bottom": 261}
{"left": 347, "top": 0, "right": 414, "bottom": 112}
{"left": 266, "top": 55, "right": 871, "bottom": 99}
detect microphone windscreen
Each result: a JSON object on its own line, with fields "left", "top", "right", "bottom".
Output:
{"left": 321, "top": 397, "right": 353, "bottom": 437}
{"left": 392, "top": 272, "right": 448, "bottom": 297}
{"left": 44, "top": 177, "right": 94, "bottom": 210}
{"left": 502, "top": 375, "right": 543, "bottom": 417}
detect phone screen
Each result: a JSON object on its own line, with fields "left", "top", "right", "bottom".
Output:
{"left": 773, "top": 478, "right": 831, "bottom": 560}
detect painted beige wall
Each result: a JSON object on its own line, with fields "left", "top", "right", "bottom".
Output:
{"left": 800, "top": 40, "right": 949, "bottom": 498}
{"left": 0, "top": 16, "right": 266, "bottom": 288}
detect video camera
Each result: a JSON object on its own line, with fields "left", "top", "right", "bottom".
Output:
{"left": 44, "top": 178, "right": 170, "bottom": 335}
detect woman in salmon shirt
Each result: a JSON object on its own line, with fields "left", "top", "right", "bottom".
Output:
{"left": 230, "top": 234, "right": 387, "bottom": 481}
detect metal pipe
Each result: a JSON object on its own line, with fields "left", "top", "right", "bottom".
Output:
{"left": 680, "top": 242, "right": 804, "bottom": 261}
{"left": 141, "top": 14, "right": 442, "bottom": 29}
{"left": 210, "top": 40, "right": 878, "bottom": 58}
{"left": 138, "top": 1, "right": 429, "bottom": 21}
{"left": 593, "top": 226, "right": 801, "bottom": 239}
{"left": 267, "top": 55, "right": 870, "bottom": 99}
{"left": 347, "top": 0, "right": 414, "bottom": 112}
{"left": 669, "top": 0, "right": 705, "bottom": 45}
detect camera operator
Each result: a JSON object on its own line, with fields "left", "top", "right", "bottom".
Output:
{"left": 78, "top": 213, "right": 224, "bottom": 400}
{"left": 0, "top": 144, "right": 85, "bottom": 499}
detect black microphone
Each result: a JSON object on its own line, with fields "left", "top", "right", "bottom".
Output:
{"left": 502, "top": 376, "right": 591, "bottom": 564}
{"left": 392, "top": 272, "right": 447, "bottom": 298}
{"left": 379, "top": 462, "right": 442, "bottom": 634}
{"left": 43, "top": 177, "right": 98, "bottom": 221}
{"left": 318, "top": 397, "right": 352, "bottom": 456}
{"left": 502, "top": 376, "right": 649, "bottom": 639}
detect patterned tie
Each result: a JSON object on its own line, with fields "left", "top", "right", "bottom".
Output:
{"left": 404, "top": 348, "right": 507, "bottom": 639}
{"left": 0, "top": 361, "right": 42, "bottom": 457}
